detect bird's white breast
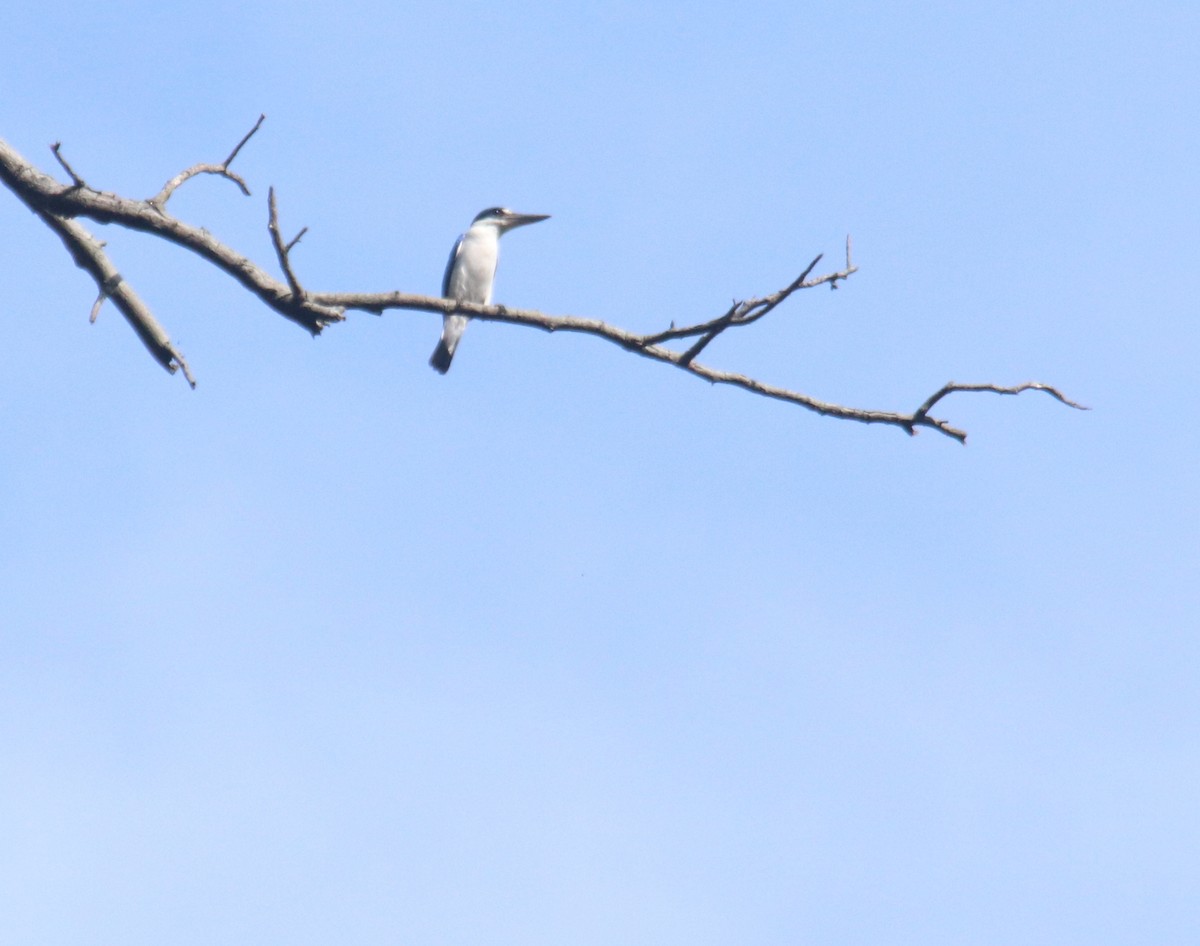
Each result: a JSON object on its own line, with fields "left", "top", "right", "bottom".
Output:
{"left": 448, "top": 225, "right": 500, "bottom": 304}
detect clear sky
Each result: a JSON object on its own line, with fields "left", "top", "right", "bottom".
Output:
{"left": 2, "top": 2, "right": 1197, "bottom": 944}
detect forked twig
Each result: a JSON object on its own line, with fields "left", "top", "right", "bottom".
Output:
{"left": 267, "top": 186, "right": 306, "bottom": 299}
{"left": 149, "top": 113, "right": 265, "bottom": 209}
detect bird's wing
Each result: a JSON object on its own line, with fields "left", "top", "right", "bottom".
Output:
{"left": 441, "top": 233, "right": 465, "bottom": 299}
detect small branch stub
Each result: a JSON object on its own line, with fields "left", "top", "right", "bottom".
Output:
{"left": 50, "top": 141, "right": 87, "bottom": 188}
{"left": 89, "top": 274, "right": 123, "bottom": 323}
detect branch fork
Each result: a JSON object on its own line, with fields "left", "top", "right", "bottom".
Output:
{"left": 267, "top": 186, "right": 309, "bottom": 300}
{"left": 148, "top": 113, "right": 263, "bottom": 210}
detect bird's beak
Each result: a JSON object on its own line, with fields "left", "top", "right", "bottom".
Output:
{"left": 506, "top": 212, "right": 550, "bottom": 229}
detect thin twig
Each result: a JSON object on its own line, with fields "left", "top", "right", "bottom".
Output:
{"left": 643, "top": 253, "right": 839, "bottom": 347}
{"left": 222, "top": 113, "right": 265, "bottom": 168}
{"left": 267, "top": 186, "right": 304, "bottom": 299}
{"left": 50, "top": 142, "right": 87, "bottom": 189}
{"left": 285, "top": 226, "right": 308, "bottom": 253}
{"left": 906, "top": 381, "right": 1090, "bottom": 441}
{"left": 643, "top": 299, "right": 740, "bottom": 346}
{"left": 732, "top": 254, "right": 826, "bottom": 328}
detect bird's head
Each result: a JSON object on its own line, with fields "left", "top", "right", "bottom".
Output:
{"left": 471, "top": 207, "right": 551, "bottom": 233}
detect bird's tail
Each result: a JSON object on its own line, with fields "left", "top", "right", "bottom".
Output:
{"left": 429, "top": 338, "right": 455, "bottom": 374}
{"left": 429, "top": 315, "right": 467, "bottom": 374}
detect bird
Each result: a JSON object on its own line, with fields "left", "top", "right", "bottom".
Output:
{"left": 430, "top": 207, "right": 550, "bottom": 374}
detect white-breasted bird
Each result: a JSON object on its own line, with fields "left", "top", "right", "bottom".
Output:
{"left": 430, "top": 207, "right": 550, "bottom": 374}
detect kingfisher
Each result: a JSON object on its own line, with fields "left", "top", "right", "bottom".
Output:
{"left": 429, "top": 207, "right": 550, "bottom": 373}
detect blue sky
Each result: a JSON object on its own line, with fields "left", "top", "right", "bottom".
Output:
{"left": 2, "top": 2, "right": 1197, "bottom": 944}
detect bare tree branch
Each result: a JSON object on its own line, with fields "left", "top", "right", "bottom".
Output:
{"left": 0, "top": 122, "right": 1086, "bottom": 441}
{"left": 905, "top": 382, "right": 1090, "bottom": 442}
{"left": 33, "top": 206, "right": 195, "bottom": 386}
{"left": 0, "top": 135, "right": 343, "bottom": 337}
{"left": 149, "top": 113, "right": 263, "bottom": 209}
